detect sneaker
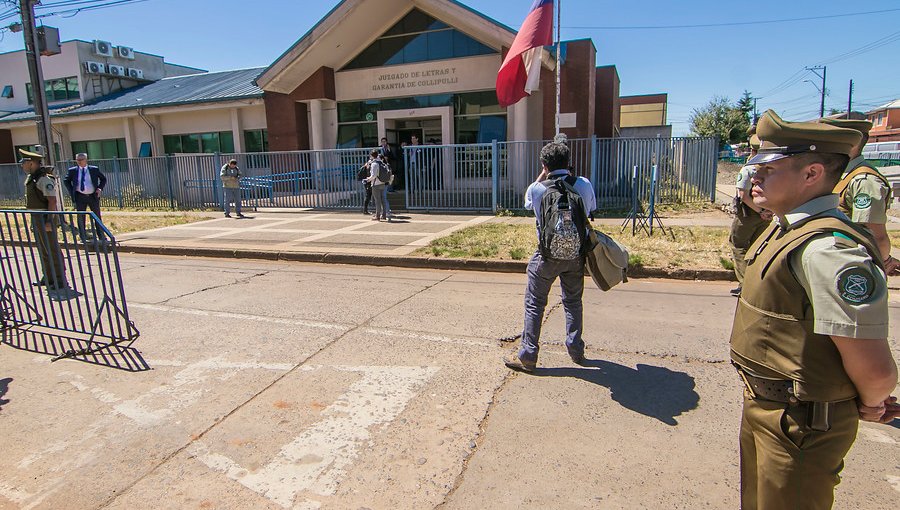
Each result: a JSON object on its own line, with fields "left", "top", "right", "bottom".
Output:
{"left": 224, "top": 213, "right": 232, "bottom": 218}
{"left": 730, "top": 286, "right": 742, "bottom": 297}
{"left": 503, "top": 353, "right": 536, "bottom": 372}
{"left": 236, "top": 213, "right": 245, "bottom": 218}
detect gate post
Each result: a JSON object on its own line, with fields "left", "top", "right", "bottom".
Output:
{"left": 165, "top": 155, "right": 176, "bottom": 210}
{"left": 213, "top": 152, "right": 222, "bottom": 210}
{"left": 590, "top": 135, "right": 599, "bottom": 198}
{"left": 491, "top": 139, "right": 500, "bottom": 214}
{"left": 112, "top": 158, "right": 124, "bottom": 209}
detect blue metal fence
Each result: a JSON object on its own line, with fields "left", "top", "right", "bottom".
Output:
{"left": 403, "top": 136, "right": 719, "bottom": 211}
{"left": 0, "top": 137, "right": 717, "bottom": 212}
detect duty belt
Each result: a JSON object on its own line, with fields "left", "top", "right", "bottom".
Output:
{"left": 732, "top": 363, "right": 836, "bottom": 432}
{"left": 732, "top": 363, "right": 798, "bottom": 404}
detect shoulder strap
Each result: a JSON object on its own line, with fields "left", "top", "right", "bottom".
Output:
{"left": 757, "top": 216, "right": 883, "bottom": 278}
{"left": 833, "top": 164, "right": 888, "bottom": 196}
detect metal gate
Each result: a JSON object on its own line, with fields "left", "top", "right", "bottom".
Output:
{"left": 0, "top": 210, "right": 142, "bottom": 370}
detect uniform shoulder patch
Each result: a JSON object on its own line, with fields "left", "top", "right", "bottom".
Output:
{"left": 854, "top": 193, "right": 872, "bottom": 210}
{"left": 835, "top": 266, "right": 876, "bottom": 304}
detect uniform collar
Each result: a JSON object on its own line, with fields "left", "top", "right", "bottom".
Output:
{"left": 841, "top": 155, "right": 867, "bottom": 177}
{"left": 779, "top": 194, "right": 839, "bottom": 230}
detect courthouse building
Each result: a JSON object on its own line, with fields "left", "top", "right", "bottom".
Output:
{"left": 0, "top": 0, "right": 668, "bottom": 163}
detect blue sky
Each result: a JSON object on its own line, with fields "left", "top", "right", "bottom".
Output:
{"left": 2, "top": 0, "right": 898, "bottom": 135}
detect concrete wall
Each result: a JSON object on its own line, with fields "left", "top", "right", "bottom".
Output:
{"left": 619, "top": 125, "right": 673, "bottom": 139}
{"left": 0, "top": 41, "right": 81, "bottom": 113}
{"left": 620, "top": 94, "right": 668, "bottom": 128}
{"left": 7, "top": 102, "right": 266, "bottom": 159}
{"left": 0, "top": 40, "right": 203, "bottom": 114}
{"left": 595, "top": 65, "right": 620, "bottom": 138}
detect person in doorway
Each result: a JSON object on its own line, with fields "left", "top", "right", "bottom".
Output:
{"left": 395, "top": 141, "right": 408, "bottom": 190}
{"left": 731, "top": 110, "right": 898, "bottom": 509}
{"left": 819, "top": 117, "right": 898, "bottom": 275}
{"left": 63, "top": 152, "right": 107, "bottom": 243}
{"left": 379, "top": 137, "right": 394, "bottom": 167}
{"left": 505, "top": 134, "right": 596, "bottom": 372}
{"left": 729, "top": 129, "right": 772, "bottom": 296}
{"left": 20, "top": 149, "right": 68, "bottom": 292}
{"left": 220, "top": 159, "right": 244, "bottom": 218}
{"left": 407, "top": 135, "right": 423, "bottom": 192}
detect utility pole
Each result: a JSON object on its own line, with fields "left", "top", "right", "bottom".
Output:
{"left": 752, "top": 97, "right": 759, "bottom": 124}
{"left": 847, "top": 79, "right": 854, "bottom": 117}
{"left": 805, "top": 66, "right": 827, "bottom": 118}
{"left": 19, "top": 0, "right": 55, "bottom": 164}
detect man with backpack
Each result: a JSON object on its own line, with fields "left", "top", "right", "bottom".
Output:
{"left": 505, "top": 135, "right": 597, "bottom": 372}
{"left": 365, "top": 149, "right": 392, "bottom": 222}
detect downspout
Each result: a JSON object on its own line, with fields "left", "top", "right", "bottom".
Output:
{"left": 137, "top": 108, "right": 157, "bottom": 155}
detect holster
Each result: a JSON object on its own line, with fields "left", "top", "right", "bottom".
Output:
{"left": 734, "top": 363, "right": 834, "bottom": 432}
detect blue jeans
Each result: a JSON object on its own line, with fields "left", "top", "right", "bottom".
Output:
{"left": 223, "top": 187, "right": 241, "bottom": 215}
{"left": 381, "top": 185, "right": 392, "bottom": 216}
{"left": 519, "top": 251, "right": 585, "bottom": 363}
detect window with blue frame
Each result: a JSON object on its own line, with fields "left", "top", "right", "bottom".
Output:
{"left": 343, "top": 9, "right": 496, "bottom": 70}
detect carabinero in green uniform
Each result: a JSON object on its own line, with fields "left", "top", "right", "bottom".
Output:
{"left": 729, "top": 127, "right": 771, "bottom": 296}
{"left": 19, "top": 149, "right": 67, "bottom": 290}
{"left": 730, "top": 110, "right": 899, "bottom": 509}
{"left": 819, "top": 116, "right": 897, "bottom": 275}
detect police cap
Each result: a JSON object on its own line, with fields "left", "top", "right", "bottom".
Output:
{"left": 17, "top": 148, "right": 44, "bottom": 164}
{"left": 747, "top": 110, "right": 861, "bottom": 165}
{"left": 818, "top": 117, "right": 873, "bottom": 135}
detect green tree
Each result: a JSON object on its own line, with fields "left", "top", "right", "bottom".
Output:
{"left": 689, "top": 96, "right": 751, "bottom": 147}
{"left": 737, "top": 90, "right": 754, "bottom": 118}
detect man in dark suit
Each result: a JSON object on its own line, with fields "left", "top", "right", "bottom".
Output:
{"left": 64, "top": 152, "right": 107, "bottom": 242}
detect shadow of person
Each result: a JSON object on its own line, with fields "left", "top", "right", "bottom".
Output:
{"left": 532, "top": 359, "right": 699, "bottom": 426}
{"left": 0, "top": 377, "right": 11, "bottom": 411}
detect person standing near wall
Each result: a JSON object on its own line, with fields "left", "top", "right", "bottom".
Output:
{"left": 220, "top": 159, "right": 244, "bottom": 218}
{"left": 63, "top": 152, "right": 107, "bottom": 243}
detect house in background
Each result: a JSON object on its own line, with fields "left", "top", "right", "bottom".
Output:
{"left": 867, "top": 99, "right": 900, "bottom": 142}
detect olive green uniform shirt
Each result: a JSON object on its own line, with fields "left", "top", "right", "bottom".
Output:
{"left": 25, "top": 172, "right": 57, "bottom": 209}
{"left": 781, "top": 194, "right": 888, "bottom": 339}
{"left": 839, "top": 156, "right": 891, "bottom": 224}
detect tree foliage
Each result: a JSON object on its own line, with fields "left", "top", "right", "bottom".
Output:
{"left": 689, "top": 96, "right": 752, "bottom": 147}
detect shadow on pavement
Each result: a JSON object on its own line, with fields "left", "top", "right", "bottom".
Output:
{"left": 2, "top": 330, "right": 150, "bottom": 372}
{"left": 0, "top": 377, "right": 10, "bottom": 411}
{"left": 532, "top": 359, "right": 700, "bottom": 426}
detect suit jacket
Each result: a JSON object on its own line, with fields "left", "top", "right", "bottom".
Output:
{"left": 64, "top": 165, "right": 107, "bottom": 197}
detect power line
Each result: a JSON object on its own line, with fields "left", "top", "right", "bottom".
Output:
{"left": 566, "top": 8, "right": 900, "bottom": 30}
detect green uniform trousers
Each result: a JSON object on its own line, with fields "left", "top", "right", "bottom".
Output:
{"left": 31, "top": 217, "right": 66, "bottom": 289}
{"left": 740, "top": 396, "right": 858, "bottom": 510}
{"left": 730, "top": 208, "right": 769, "bottom": 283}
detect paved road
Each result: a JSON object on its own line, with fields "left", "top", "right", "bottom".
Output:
{"left": 1, "top": 256, "right": 898, "bottom": 509}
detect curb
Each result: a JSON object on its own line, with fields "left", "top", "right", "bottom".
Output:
{"left": 116, "top": 244, "right": 737, "bottom": 282}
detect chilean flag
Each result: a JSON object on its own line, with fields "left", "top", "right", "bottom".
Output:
{"left": 496, "top": 0, "right": 554, "bottom": 108}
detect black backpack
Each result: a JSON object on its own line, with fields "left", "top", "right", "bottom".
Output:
{"left": 375, "top": 161, "right": 391, "bottom": 183}
{"left": 538, "top": 175, "right": 589, "bottom": 261}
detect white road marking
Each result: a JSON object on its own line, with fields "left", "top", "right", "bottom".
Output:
{"left": 887, "top": 475, "right": 900, "bottom": 494}
{"left": 190, "top": 365, "right": 439, "bottom": 509}
{"left": 362, "top": 326, "right": 495, "bottom": 348}
{"left": 128, "top": 303, "right": 350, "bottom": 331}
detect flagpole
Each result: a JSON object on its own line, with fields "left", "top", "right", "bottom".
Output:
{"left": 555, "top": 0, "right": 561, "bottom": 135}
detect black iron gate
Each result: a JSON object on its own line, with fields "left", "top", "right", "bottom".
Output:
{"left": 0, "top": 210, "right": 142, "bottom": 369}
